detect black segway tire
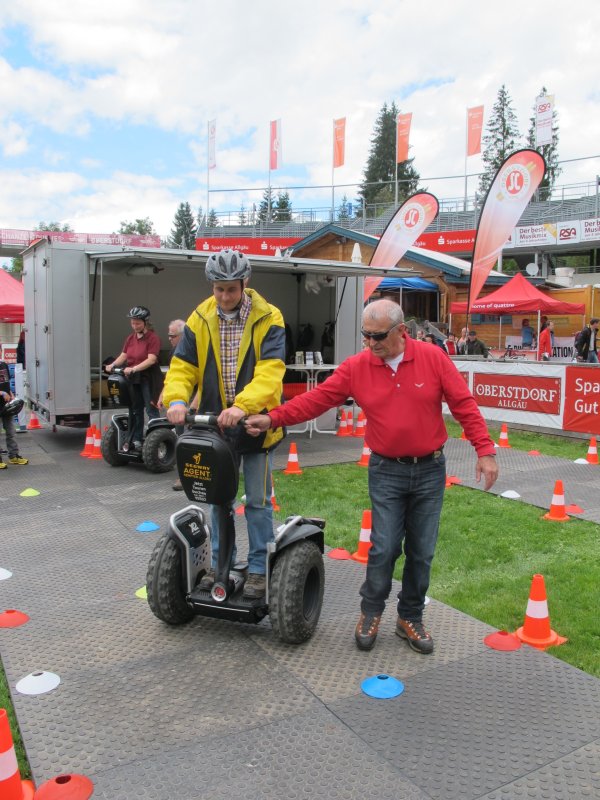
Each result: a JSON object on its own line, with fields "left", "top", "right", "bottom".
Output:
{"left": 146, "top": 533, "right": 194, "bottom": 625}
{"left": 100, "top": 425, "right": 127, "bottom": 466}
{"left": 269, "top": 540, "right": 324, "bottom": 644}
{"left": 142, "top": 427, "right": 177, "bottom": 473}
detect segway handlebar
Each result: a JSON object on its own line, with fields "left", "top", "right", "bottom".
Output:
{"left": 184, "top": 412, "right": 220, "bottom": 427}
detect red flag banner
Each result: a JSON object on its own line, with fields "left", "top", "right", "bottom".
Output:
{"left": 364, "top": 192, "right": 440, "bottom": 301}
{"left": 396, "top": 113, "right": 412, "bottom": 163}
{"left": 270, "top": 119, "right": 282, "bottom": 170}
{"left": 466, "top": 106, "right": 484, "bottom": 157}
{"left": 333, "top": 118, "right": 346, "bottom": 168}
{"left": 467, "top": 149, "right": 546, "bottom": 311}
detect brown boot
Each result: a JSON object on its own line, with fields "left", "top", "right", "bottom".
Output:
{"left": 354, "top": 611, "right": 381, "bottom": 651}
{"left": 395, "top": 617, "right": 434, "bottom": 654}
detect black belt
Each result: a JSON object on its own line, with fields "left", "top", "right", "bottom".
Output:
{"left": 373, "top": 447, "right": 443, "bottom": 464}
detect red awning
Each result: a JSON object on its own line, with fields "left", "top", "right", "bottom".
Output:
{"left": 0, "top": 268, "right": 24, "bottom": 323}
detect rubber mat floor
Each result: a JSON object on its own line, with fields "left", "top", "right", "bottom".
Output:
{"left": 1, "top": 427, "right": 599, "bottom": 799}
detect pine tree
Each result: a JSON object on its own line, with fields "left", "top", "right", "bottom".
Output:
{"left": 168, "top": 202, "right": 197, "bottom": 249}
{"left": 206, "top": 209, "right": 219, "bottom": 228}
{"left": 238, "top": 205, "right": 248, "bottom": 226}
{"left": 526, "top": 88, "right": 561, "bottom": 196}
{"left": 357, "top": 101, "right": 420, "bottom": 215}
{"left": 478, "top": 85, "right": 521, "bottom": 195}
{"left": 118, "top": 217, "right": 155, "bottom": 235}
{"left": 36, "top": 221, "right": 73, "bottom": 232}
{"left": 196, "top": 206, "right": 205, "bottom": 231}
{"left": 273, "top": 191, "right": 292, "bottom": 222}
{"left": 257, "top": 188, "right": 275, "bottom": 222}
{"left": 337, "top": 194, "right": 351, "bottom": 221}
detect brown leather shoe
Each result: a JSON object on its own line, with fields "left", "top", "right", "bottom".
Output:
{"left": 395, "top": 617, "right": 434, "bottom": 654}
{"left": 243, "top": 573, "right": 266, "bottom": 599}
{"left": 354, "top": 611, "right": 381, "bottom": 651}
{"left": 172, "top": 478, "right": 183, "bottom": 491}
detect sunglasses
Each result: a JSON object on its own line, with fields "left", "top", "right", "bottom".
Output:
{"left": 167, "top": 333, "right": 178, "bottom": 339}
{"left": 361, "top": 323, "right": 400, "bottom": 342}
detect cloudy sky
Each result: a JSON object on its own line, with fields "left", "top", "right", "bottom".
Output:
{"left": 0, "top": 0, "right": 599, "bottom": 248}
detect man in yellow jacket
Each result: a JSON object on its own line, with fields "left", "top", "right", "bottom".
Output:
{"left": 164, "top": 249, "right": 286, "bottom": 599}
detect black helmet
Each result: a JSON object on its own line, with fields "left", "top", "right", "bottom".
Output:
{"left": 127, "top": 306, "right": 151, "bottom": 320}
{"left": 205, "top": 249, "right": 251, "bottom": 282}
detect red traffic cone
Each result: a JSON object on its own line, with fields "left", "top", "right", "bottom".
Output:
{"left": 80, "top": 426, "right": 95, "bottom": 458}
{"left": 270, "top": 487, "right": 280, "bottom": 511}
{"left": 350, "top": 510, "right": 372, "bottom": 563}
{"left": 0, "top": 708, "right": 35, "bottom": 799}
{"left": 586, "top": 436, "right": 599, "bottom": 465}
{"left": 356, "top": 444, "right": 370, "bottom": 467}
{"left": 33, "top": 773, "right": 94, "bottom": 799}
{"left": 514, "top": 574, "right": 567, "bottom": 649}
{"left": 460, "top": 429, "right": 467, "bottom": 440}
{"left": 282, "top": 442, "right": 303, "bottom": 475}
{"left": 26, "top": 412, "right": 42, "bottom": 431}
{"left": 542, "top": 480, "right": 570, "bottom": 522}
{"left": 336, "top": 410, "right": 351, "bottom": 437}
{"left": 87, "top": 428, "right": 103, "bottom": 460}
{"left": 497, "top": 424, "right": 511, "bottom": 448}
{"left": 352, "top": 411, "right": 366, "bottom": 438}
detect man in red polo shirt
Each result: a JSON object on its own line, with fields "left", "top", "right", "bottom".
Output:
{"left": 246, "top": 299, "right": 498, "bottom": 655}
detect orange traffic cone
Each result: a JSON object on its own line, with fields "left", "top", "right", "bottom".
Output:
{"left": 80, "top": 426, "right": 95, "bottom": 458}
{"left": 282, "top": 442, "right": 303, "bottom": 475}
{"left": 356, "top": 444, "right": 370, "bottom": 467}
{"left": 586, "top": 436, "right": 599, "bottom": 465}
{"left": 497, "top": 424, "right": 511, "bottom": 448}
{"left": 270, "top": 487, "right": 280, "bottom": 511}
{"left": 514, "top": 574, "right": 567, "bottom": 649}
{"left": 460, "top": 429, "right": 467, "bottom": 440}
{"left": 336, "top": 410, "right": 351, "bottom": 437}
{"left": 352, "top": 411, "right": 366, "bottom": 438}
{"left": 350, "top": 510, "right": 372, "bottom": 563}
{"left": 87, "top": 428, "right": 103, "bottom": 460}
{"left": 26, "top": 412, "right": 42, "bottom": 431}
{"left": 542, "top": 479, "right": 570, "bottom": 522}
{"left": 0, "top": 708, "right": 35, "bottom": 799}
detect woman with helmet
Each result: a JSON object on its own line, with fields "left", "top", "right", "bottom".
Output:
{"left": 106, "top": 306, "right": 164, "bottom": 448}
{"left": 163, "top": 249, "right": 287, "bottom": 600}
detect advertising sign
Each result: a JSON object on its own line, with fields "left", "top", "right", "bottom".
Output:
{"left": 514, "top": 223, "right": 556, "bottom": 247}
{"left": 413, "top": 229, "right": 476, "bottom": 253}
{"left": 195, "top": 237, "right": 299, "bottom": 255}
{"left": 472, "top": 373, "right": 561, "bottom": 414}
{"left": 1, "top": 345, "right": 17, "bottom": 364}
{"left": 563, "top": 367, "right": 600, "bottom": 434}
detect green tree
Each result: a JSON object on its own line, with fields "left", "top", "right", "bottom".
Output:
{"left": 117, "top": 217, "right": 156, "bottom": 235}
{"left": 238, "top": 205, "right": 248, "bottom": 226}
{"left": 257, "top": 188, "right": 275, "bottom": 222}
{"left": 357, "top": 101, "right": 420, "bottom": 215}
{"left": 196, "top": 206, "right": 205, "bottom": 231}
{"left": 206, "top": 209, "right": 219, "bottom": 228}
{"left": 337, "top": 194, "right": 351, "bottom": 221}
{"left": 9, "top": 255, "right": 23, "bottom": 278}
{"left": 167, "top": 202, "right": 197, "bottom": 249}
{"left": 273, "top": 191, "right": 292, "bottom": 222}
{"left": 36, "top": 221, "right": 73, "bottom": 232}
{"left": 526, "top": 88, "right": 561, "bottom": 196}
{"left": 479, "top": 85, "right": 521, "bottom": 195}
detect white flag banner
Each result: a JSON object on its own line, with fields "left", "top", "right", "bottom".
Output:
{"left": 535, "top": 95, "right": 554, "bottom": 147}
{"left": 208, "top": 119, "right": 216, "bottom": 170}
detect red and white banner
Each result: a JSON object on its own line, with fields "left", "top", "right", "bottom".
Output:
{"left": 364, "top": 192, "right": 439, "bottom": 301}
{"left": 333, "top": 118, "right": 346, "bottom": 169}
{"left": 414, "top": 229, "right": 476, "bottom": 253}
{"left": 208, "top": 119, "right": 216, "bottom": 170}
{"left": 563, "top": 367, "right": 600, "bottom": 434}
{"left": 467, "top": 149, "right": 546, "bottom": 311}
{"left": 466, "top": 106, "right": 484, "bottom": 157}
{"left": 396, "top": 112, "right": 412, "bottom": 163}
{"left": 1, "top": 345, "right": 17, "bottom": 364}
{"left": 0, "top": 229, "right": 161, "bottom": 248}
{"left": 196, "top": 237, "right": 299, "bottom": 256}
{"left": 534, "top": 94, "right": 554, "bottom": 148}
{"left": 472, "top": 373, "right": 561, "bottom": 415}
{"left": 269, "top": 119, "right": 282, "bottom": 171}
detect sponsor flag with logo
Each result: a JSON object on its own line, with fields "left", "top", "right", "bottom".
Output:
{"left": 466, "top": 106, "right": 484, "bottom": 157}
{"left": 467, "top": 149, "right": 546, "bottom": 311}
{"left": 333, "top": 118, "right": 346, "bottom": 168}
{"left": 535, "top": 94, "right": 554, "bottom": 147}
{"left": 208, "top": 119, "right": 216, "bottom": 169}
{"left": 364, "top": 192, "right": 440, "bottom": 301}
{"left": 396, "top": 112, "right": 412, "bottom": 163}
{"left": 270, "top": 119, "right": 282, "bottom": 170}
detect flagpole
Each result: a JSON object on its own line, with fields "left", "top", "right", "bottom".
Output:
{"left": 395, "top": 119, "right": 399, "bottom": 207}
{"left": 464, "top": 108, "right": 468, "bottom": 212}
{"left": 331, "top": 120, "right": 335, "bottom": 221}
{"left": 206, "top": 120, "right": 210, "bottom": 227}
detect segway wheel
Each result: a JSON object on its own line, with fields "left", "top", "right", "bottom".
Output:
{"left": 269, "top": 540, "right": 324, "bottom": 644}
{"left": 142, "top": 428, "right": 177, "bottom": 473}
{"left": 100, "top": 425, "right": 127, "bottom": 466}
{"left": 146, "top": 533, "right": 194, "bottom": 625}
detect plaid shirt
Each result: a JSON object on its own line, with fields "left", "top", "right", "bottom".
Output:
{"left": 217, "top": 292, "right": 252, "bottom": 405}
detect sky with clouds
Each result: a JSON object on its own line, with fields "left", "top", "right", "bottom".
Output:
{"left": 0, "top": 0, "right": 599, "bottom": 250}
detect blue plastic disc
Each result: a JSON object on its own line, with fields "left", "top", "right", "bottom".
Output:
{"left": 361, "top": 674, "right": 404, "bottom": 699}
{"left": 136, "top": 521, "right": 160, "bottom": 532}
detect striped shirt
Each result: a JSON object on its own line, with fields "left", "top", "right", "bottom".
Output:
{"left": 217, "top": 292, "right": 252, "bottom": 405}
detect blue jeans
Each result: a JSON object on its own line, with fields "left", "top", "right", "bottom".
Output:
{"left": 131, "top": 381, "right": 160, "bottom": 442}
{"left": 361, "top": 451, "right": 446, "bottom": 621}
{"left": 587, "top": 351, "right": 599, "bottom": 364}
{"left": 210, "top": 449, "right": 274, "bottom": 575}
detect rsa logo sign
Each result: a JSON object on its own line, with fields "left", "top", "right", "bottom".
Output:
{"left": 559, "top": 226, "right": 578, "bottom": 241}
{"left": 537, "top": 101, "right": 551, "bottom": 114}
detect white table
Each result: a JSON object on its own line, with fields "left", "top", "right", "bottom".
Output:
{"left": 285, "top": 363, "right": 339, "bottom": 437}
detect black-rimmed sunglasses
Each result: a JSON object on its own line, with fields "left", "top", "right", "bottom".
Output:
{"left": 361, "top": 323, "right": 400, "bottom": 342}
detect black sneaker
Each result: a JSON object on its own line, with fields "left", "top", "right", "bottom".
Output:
{"left": 243, "top": 573, "right": 266, "bottom": 599}
{"left": 354, "top": 612, "right": 381, "bottom": 651}
{"left": 198, "top": 569, "right": 215, "bottom": 591}
{"left": 395, "top": 617, "right": 434, "bottom": 654}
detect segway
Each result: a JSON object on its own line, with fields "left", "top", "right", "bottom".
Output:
{"left": 101, "top": 368, "right": 177, "bottom": 473}
{"left": 146, "top": 414, "right": 326, "bottom": 644}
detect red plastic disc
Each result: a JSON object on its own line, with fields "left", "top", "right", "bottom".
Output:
{"left": 33, "top": 773, "right": 94, "bottom": 799}
{"left": 483, "top": 630, "right": 522, "bottom": 651}
{"left": 0, "top": 609, "right": 30, "bottom": 627}
{"left": 327, "top": 548, "right": 351, "bottom": 560}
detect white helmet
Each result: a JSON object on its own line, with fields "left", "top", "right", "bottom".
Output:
{"left": 205, "top": 249, "right": 251, "bottom": 282}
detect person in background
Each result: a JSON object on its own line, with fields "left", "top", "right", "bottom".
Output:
{"left": 16, "top": 331, "right": 25, "bottom": 368}
{"left": 444, "top": 332, "right": 457, "bottom": 355}
{"left": 465, "top": 330, "right": 489, "bottom": 358}
{"left": 0, "top": 352, "right": 28, "bottom": 469}
{"left": 576, "top": 318, "right": 599, "bottom": 363}
{"left": 538, "top": 319, "right": 554, "bottom": 361}
{"left": 164, "top": 249, "right": 286, "bottom": 600}
{"left": 416, "top": 329, "right": 425, "bottom": 341}
{"left": 521, "top": 319, "right": 534, "bottom": 349}
{"left": 245, "top": 299, "right": 498, "bottom": 655}
{"left": 456, "top": 327, "right": 468, "bottom": 355}
{"left": 105, "top": 306, "right": 163, "bottom": 449}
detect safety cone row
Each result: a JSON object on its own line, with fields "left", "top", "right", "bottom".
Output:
{"left": 336, "top": 410, "right": 352, "bottom": 437}
{"left": 356, "top": 444, "right": 370, "bottom": 467}
{"left": 283, "top": 442, "right": 302, "bottom": 474}
{"left": 497, "top": 423, "right": 511, "bottom": 448}
{"left": 586, "top": 436, "right": 599, "bottom": 465}
{"left": 515, "top": 574, "right": 567, "bottom": 649}
{"left": 0, "top": 708, "right": 35, "bottom": 799}
{"left": 352, "top": 411, "right": 366, "bottom": 438}
{"left": 80, "top": 426, "right": 95, "bottom": 457}
{"left": 26, "top": 412, "right": 42, "bottom": 431}
{"left": 542, "top": 479, "right": 570, "bottom": 522}
{"left": 350, "top": 510, "right": 372, "bottom": 563}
